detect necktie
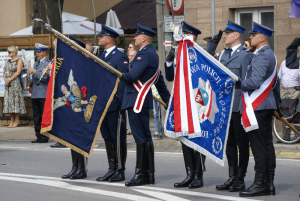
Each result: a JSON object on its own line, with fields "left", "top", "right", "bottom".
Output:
{"left": 225, "top": 47, "right": 232, "bottom": 59}
{"left": 37, "top": 60, "right": 40, "bottom": 66}
{"left": 100, "top": 51, "right": 107, "bottom": 60}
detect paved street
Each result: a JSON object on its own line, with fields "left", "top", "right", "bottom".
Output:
{"left": 1, "top": 126, "right": 300, "bottom": 201}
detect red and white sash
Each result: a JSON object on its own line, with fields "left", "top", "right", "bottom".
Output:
{"left": 241, "top": 54, "right": 277, "bottom": 132}
{"left": 173, "top": 35, "right": 201, "bottom": 137}
{"left": 133, "top": 66, "right": 159, "bottom": 113}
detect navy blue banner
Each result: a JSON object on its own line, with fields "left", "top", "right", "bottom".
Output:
{"left": 41, "top": 39, "right": 119, "bottom": 157}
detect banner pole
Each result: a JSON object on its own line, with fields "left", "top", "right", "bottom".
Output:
{"left": 274, "top": 111, "right": 300, "bottom": 136}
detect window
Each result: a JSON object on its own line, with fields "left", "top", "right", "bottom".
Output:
{"left": 235, "top": 7, "right": 274, "bottom": 50}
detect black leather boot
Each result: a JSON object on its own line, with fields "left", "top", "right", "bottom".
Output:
{"left": 96, "top": 142, "right": 117, "bottom": 181}
{"left": 188, "top": 152, "right": 204, "bottom": 189}
{"left": 125, "top": 142, "right": 147, "bottom": 187}
{"left": 266, "top": 171, "right": 275, "bottom": 195}
{"left": 62, "top": 149, "right": 78, "bottom": 179}
{"left": 109, "top": 141, "right": 127, "bottom": 182}
{"left": 145, "top": 141, "right": 155, "bottom": 185}
{"left": 50, "top": 142, "right": 66, "bottom": 148}
{"left": 216, "top": 166, "right": 237, "bottom": 190}
{"left": 70, "top": 154, "right": 87, "bottom": 179}
{"left": 229, "top": 168, "right": 246, "bottom": 192}
{"left": 174, "top": 144, "right": 195, "bottom": 188}
{"left": 239, "top": 172, "right": 269, "bottom": 197}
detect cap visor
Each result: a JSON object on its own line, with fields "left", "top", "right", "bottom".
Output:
{"left": 36, "top": 50, "right": 42, "bottom": 52}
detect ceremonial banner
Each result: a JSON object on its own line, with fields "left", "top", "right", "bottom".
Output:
{"left": 290, "top": 0, "right": 300, "bottom": 18}
{"left": 41, "top": 39, "right": 119, "bottom": 157}
{"left": 164, "top": 35, "right": 236, "bottom": 165}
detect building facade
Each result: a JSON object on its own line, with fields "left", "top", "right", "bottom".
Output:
{"left": 185, "top": 0, "right": 300, "bottom": 65}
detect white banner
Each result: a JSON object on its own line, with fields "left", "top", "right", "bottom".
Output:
{"left": 0, "top": 50, "right": 35, "bottom": 97}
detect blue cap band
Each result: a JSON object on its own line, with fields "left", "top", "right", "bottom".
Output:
{"left": 253, "top": 27, "right": 272, "bottom": 37}
{"left": 226, "top": 25, "right": 244, "bottom": 34}
{"left": 36, "top": 47, "right": 47, "bottom": 51}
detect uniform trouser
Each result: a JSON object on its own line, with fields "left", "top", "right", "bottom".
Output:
{"left": 100, "top": 110, "right": 126, "bottom": 143}
{"left": 226, "top": 112, "right": 249, "bottom": 170}
{"left": 247, "top": 109, "right": 276, "bottom": 173}
{"left": 127, "top": 107, "right": 152, "bottom": 143}
{"left": 31, "top": 98, "right": 48, "bottom": 141}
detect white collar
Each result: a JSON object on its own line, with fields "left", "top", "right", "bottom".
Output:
{"left": 39, "top": 57, "right": 46, "bottom": 62}
{"left": 231, "top": 44, "right": 241, "bottom": 54}
{"left": 105, "top": 46, "right": 116, "bottom": 55}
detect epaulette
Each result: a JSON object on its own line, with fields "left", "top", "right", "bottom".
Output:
{"left": 142, "top": 46, "right": 148, "bottom": 51}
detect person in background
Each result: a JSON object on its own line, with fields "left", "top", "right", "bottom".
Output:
{"left": 152, "top": 45, "right": 162, "bottom": 139}
{"left": 126, "top": 49, "right": 137, "bottom": 135}
{"left": 242, "top": 38, "right": 256, "bottom": 53}
{"left": 85, "top": 43, "right": 93, "bottom": 52}
{"left": 127, "top": 41, "right": 137, "bottom": 53}
{"left": 278, "top": 39, "right": 300, "bottom": 141}
{"left": 3, "top": 46, "right": 27, "bottom": 128}
{"left": 128, "top": 49, "right": 137, "bottom": 66}
{"left": 28, "top": 43, "right": 50, "bottom": 143}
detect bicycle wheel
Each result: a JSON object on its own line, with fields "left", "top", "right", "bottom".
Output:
{"left": 273, "top": 117, "right": 300, "bottom": 144}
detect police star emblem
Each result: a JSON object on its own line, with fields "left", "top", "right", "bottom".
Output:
{"left": 193, "top": 77, "right": 219, "bottom": 124}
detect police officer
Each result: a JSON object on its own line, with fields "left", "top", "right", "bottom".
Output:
{"left": 62, "top": 36, "right": 88, "bottom": 180}
{"left": 239, "top": 22, "right": 278, "bottom": 197}
{"left": 164, "top": 21, "right": 206, "bottom": 189}
{"left": 95, "top": 25, "right": 128, "bottom": 182}
{"left": 29, "top": 43, "right": 51, "bottom": 143}
{"left": 121, "top": 23, "right": 170, "bottom": 187}
{"left": 206, "top": 20, "right": 253, "bottom": 192}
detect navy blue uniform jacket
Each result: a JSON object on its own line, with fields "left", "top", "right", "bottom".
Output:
{"left": 121, "top": 44, "right": 170, "bottom": 110}
{"left": 98, "top": 47, "right": 129, "bottom": 112}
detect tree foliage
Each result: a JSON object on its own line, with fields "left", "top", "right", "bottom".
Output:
{"left": 32, "top": 0, "right": 64, "bottom": 34}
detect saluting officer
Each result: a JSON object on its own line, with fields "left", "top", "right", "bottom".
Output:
{"left": 286, "top": 37, "right": 300, "bottom": 70}
{"left": 239, "top": 22, "right": 278, "bottom": 197}
{"left": 164, "top": 21, "right": 206, "bottom": 189}
{"left": 95, "top": 25, "right": 129, "bottom": 183}
{"left": 29, "top": 43, "right": 51, "bottom": 143}
{"left": 206, "top": 20, "right": 253, "bottom": 192}
{"left": 121, "top": 23, "right": 170, "bottom": 187}
{"left": 62, "top": 36, "right": 88, "bottom": 180}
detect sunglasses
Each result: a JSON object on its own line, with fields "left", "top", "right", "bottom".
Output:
{"left": 243, "top": 44, "right": 248, "bottom": 47}
{"left": 8, "top": 51, "right": 13, "bottom": 54}
{"left": 128, "top": 46, "right": 133, "bottom": 49}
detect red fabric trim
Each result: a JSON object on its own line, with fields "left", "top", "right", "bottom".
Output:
{"left": 241, "top": 93, "right": 251, "bottom": 128}
{"left": 135, "top": 70, "right": 158, "bottom": 111}
{"left": 251, "top": 73, "right": 276, "bottom": 110}
{"left": 41, "top": 59, "right": 55, "bottom": 129}
{"left": 206, "top": 89, "right": 213, "bottom": 118}
{"left": 174, "top": 41, "right": 183, "bottom": 132}
{"left": 183, "top": 42, "right": 194, "bottom": 134}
